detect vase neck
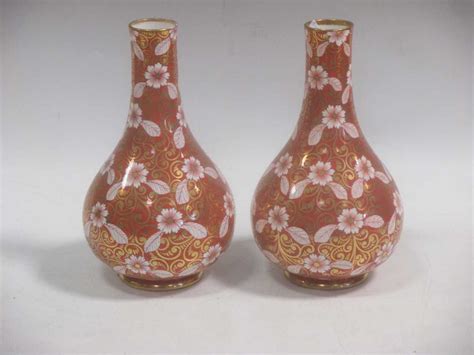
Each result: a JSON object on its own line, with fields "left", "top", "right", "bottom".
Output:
{"left": 301, "top": 19, "right": 355, "bottom": 125}
{"left": 127, "top": 18, "right": 180, "bottom": 126}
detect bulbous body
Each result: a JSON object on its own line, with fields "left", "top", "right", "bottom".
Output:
{"left": 251, "top": 19, "right": 403, "bottom": 289}
{"left": 83, "top": 19, "right": 234, "bottom": 290}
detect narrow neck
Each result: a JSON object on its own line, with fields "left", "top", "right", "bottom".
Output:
{"left": 302, "top": 19, "right": 355, "bottom": 124}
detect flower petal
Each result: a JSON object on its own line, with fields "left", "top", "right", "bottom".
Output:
{"left": 331, "top": 260, "right": 353, "bottom": 269}
{"left": 144, "top": 231, "right": 163, "bottom": 253}
{"left": 173, "top": 126, "right": 185, "bottom": 149}
{"left": 106, "top": 169, "right": 115, "bottom": 185}
{"left": 155, "top": 37, "right": 171, "bottom": 55}
{"left": 262, "top": 250, "right": 279, "bottom": 264}
{"left": 152, "top": 270, "right": 174, "bottom": 279}
{"left": 316, "top": 41, "right": 329, "bottom": 57}
{"left": 280, "top": 176, "right": 289, "bottom": 195}
{"left": 388, "top": 212, "right": 397, "bottom": 235}
{"left": 179, "top": 264, "right": 201, "bottom": 277}
{"left": 113, "top": 265, "right": 127, "bottom": 275}
{"left": 308, "top": 124, "right": 325, "bottom": 145}
{"left": 328, "top": 182, "right": 348, "bottom": 200}
{"left": 364, "top": 215, "right": 384, "bottom": 228}
{"left": 255, "top": 219, "right": 267, "bottom": 233}
{"left": 167, "top": 83, "right": 178, "bottom": 99}
{"left": 182, "top": 222, "right": 207, "bottom": 239}
{"left": 289, "top": 179, "right": 311, "bottom": 200}
{"left": 106, "top": 182, "right": 122, "bottom": 201}
{"left": 84, "top": 221, "right": 92, "bottom": 238}
{"left": 314, "top": 224, "right": 337, "bottom": 243}
{"left": 204, "top": 167, "right": 218, "bottom": 179}
{"left": 342, "top": 85, "right": 351, "bottom": 104}
{"left": 375, "top": 171, "right": 390, "bottom": 184}
{"left": 140, "top": 120, "right": 161, "bottom": 137}
{"left": 328, "top": 77, "right": 342, "bottom": 91}
{"left": 342, "top": 122, "right": 359, "bottom": 138}
{"left": 287, "top": 264, "right": 302, "bottom": 274}
{"left": 145, "top": 180, "right": 170, "bottom": 195}
{"left": 132, "top": 42, "right": 144, "bottom": 61}
{"left": 286, "top": 226, "right": 310, "bottom": 245}
{"left": 105, "top": 223, "right": 128, "bottom": 244}
{"left": 343, "top": 42, "right": 351, "bottom": 56}
{"left": 175, "top": 179, "right": 189, "bottom": 204}
{"left": 133, "top": 82, "right": 146, "bottom": 98}
{"left": 219, "top": 215, "right": 229, "bottom": 238}
{"left": 351, "top": 178, "right": 364, "bottom": 199}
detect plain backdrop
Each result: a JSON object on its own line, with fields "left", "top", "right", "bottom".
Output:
{"left": 1, "top": 0, "right": 472, "bottom": 353}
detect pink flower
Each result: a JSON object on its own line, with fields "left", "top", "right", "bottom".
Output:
{"left": 322, "top": 105, "right": 346, "bottom": 129}
{"left": 304, "top": 254, "right": 331, "bottom": 273}
{"left": 274, "top": 153, "right": 293, "bottom": 177}
{"left": 182, "top": 157, "right": 204, "bottom": 181}
{"left": 337, "top": 208, "right": 364, "bottom": 234}
{"left": 267, "top": 206, "right": 289, "bottom": 232}
{"left": 308, "top": 161, "right": 334, "bottom": 186}
{"left": 374, "top": 242, "right": 394, "bottom": 264}
{"left": 202, "top": 244, "right": 222, "bottom": 265}
{"left": 327, "top": 30, "right": 349, "bottom": 46}
{"left": 124, "top": 162, "right": 148, "bottom": 187}
{"left": 90, "top": 202, "right": 108, "bottom": 228}
{"left": 157, "top": 208, "right": 183, "bottom": 234}
{"left": 145, "top": 63, "right": 170, "bottom": 88}
{"left": 355, "top": 156, "right": 375, "bottom": 181}
{"left": 125, "top": 255, "right": 150, "bottom": 274}
{"left": 127, "top": 103, "right": 143, "bottom": 128}
{"left": 308, "top": 65, "right": 329, "bottom": 90}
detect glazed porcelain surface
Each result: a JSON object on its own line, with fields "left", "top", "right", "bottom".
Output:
{"left": 83, "top": 18, "right": 234, "bottom": 289}
{"left": 251, "top": 19, "right": 403, "bottom": 288}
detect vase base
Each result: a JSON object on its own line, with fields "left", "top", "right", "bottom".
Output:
{"left": 284, "top": 271, "right": 369, "bottom": 290}
{"left": 118, "top": 272, "right": 203, "bottom": 291}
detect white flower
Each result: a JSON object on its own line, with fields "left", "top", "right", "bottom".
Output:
{"left": 337, "top": 208, "right": 364, "bottom": 234}
{"left": 157, "top": 208, "right": 183, "bottom": 234}
{"left": 182, "top": 157, "right": 204, "bottom": 181}
{"left": 100, "top": 154, "right": 114, "bottom": 174}
{"left": 124, "top": 162, "right": 148, "bottom": 188}
{"left": 355, "top": 156, "right": 375, "bottom": 181}
{"left": 267, "top": 206, "right": 289, "bottom": 232}
{"left": 327, "top": 30, "right": 349, "bottom": 46}
{"left": 393, "top": 191, "right": 403, "bottom": 215}
{"left": 125, "top": 255, "right": 150, "bottom": 274}
{"left": 322, "top": 105, "right": 346, "bottom": 128}
{"left": 308, "top": 161, "right": 335, "bottom": 186}
{"left": 274, "top": 153, "right": 293, "bottom": 177}
{"left": 304, "top": 254, "right": 331, "bottom": 273}
{"left": 202, "top": 244, "right": 222, "bottom": 265}
{"left": 347, "top": 64, "right": 352, "bottom": 85}
{"left": 90, "top": 202, "right": 108, "bottom": 227}
{"left": 374, "top": 242, "right": 394, "bottom": 264}
{"left": 308, "top": 65, "right": 329, "bottom": 90}
{"left": 224, "top": 192, "right": 235, "bottom": 217}
{"left": 127, "top": 103, "right": 143, "bottom": 128}
{"left": 145, "top": 63, "right": 170, "bottom": 88}
{"left": 176, "top": 105, "right": 186, "bottom": 127}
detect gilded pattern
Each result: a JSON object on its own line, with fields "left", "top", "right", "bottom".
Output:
{"left": 252, "top": 20, "right": 403, "bottom": 280}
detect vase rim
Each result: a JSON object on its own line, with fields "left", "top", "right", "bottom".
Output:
{"left": 129, "top": 18, "right": 177, "bottom": 32}
{"left": 305, "top": 18, "right": 353, "bottom": 32}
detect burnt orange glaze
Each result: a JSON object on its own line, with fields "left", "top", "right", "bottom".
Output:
{"left": 83, "top": 19, "right": 234, "bottom": 282}
{"left": 251, "top": 19, "right": 403, "bottom": 281}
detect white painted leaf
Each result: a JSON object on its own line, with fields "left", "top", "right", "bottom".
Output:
{"left": 289, "top": 179, "right": 311, "bottom": 200}
{"left": 182, "top": 222, "right": 207, "bottom": 239}
{"left": 145, "top": 180, "right": 170, "bottom": 194}
{"left": 342, "top": 122, "right": 359, "bottom": 138}
{"left": 328, "top": 77, "right": 342, "bottom": 91}
{"left": 331, "top": 260, "right": 353, "bottom": 270}
{"left": 364, "top": 215, "right": 384, "bottom": 228}
{"left": 306, "top": 40, "right": 313, "bottom": 58}
{"left": 314, "top": 224, "right": 337, "bottom": 243}
{"left": 342, "top": 85, "right": 351, "bottom": 104}
{"left": 287, "top": 264, "right": 302, "bottom": 274}
{"left": 113, "top": 265, "right": 127, "bottom": 275}
{"left": 173, "top": 126, "right": 185, "bottom": 149}
{"left": 175, "top": 179, "right": 189, "bottom": 204}
{"left": 388, "top": 212, "right": 397, "bottom": 235}
{"left": 351, "top": 178, "right": 364, "bottom": 199}
{"left": 152, "top": 270, "right": 174, "bottom": 278}
{"left": 328, "top": 182, "right": 348, "bottom": 200}
{"left": 84, "top": 221, "right": 92, "bottom": 238}
{"left": 280, "top": 176, "right": 289, "bottom": 195}
{"left": 106, "top": 182, "right": 122, "bottom": 201}
{"left": 351, "top": 264, "right": 369, "bottom": 276}
{"left": 219, "top": 215, "right": 229, "bottom": 238}
{"left": 155, "top": 37, "right": 171, "bottom": 55}
{"left": 308, "top": 124, "right": 325, "bottom": 145}
{"left": 144, "top": 231, "right": 163, "bottom": 252}
{"left": 167, "top": 83, "right": 178, "bottom": 99}
{"left": 132, "top": 42, "right": 144, "bottom": 61}
{"left": 141, "top": 120, "right": 161, "bottom": 137}
{"left": 286, "top": 226, "right": 310, "bottom": 245}
{"left": 179, "top": 263, "right": 201, "bottom": 277}
{"left": 316, "top": 41, "right": 329, "bottom": 57}
{"left": 375, "top": 171, "right": 390, "bottom": 184}
{"left": 105, "top": 223, "right": 128, "bottom": 244}
{"left": 343, "top": 42, "right": 351, "bottom": 56}
{"left": 255, "top": 219, "right": 267, "bottom": 233}
{"left": 107, "top": 169, "right": 115, "bottom": 185}
{"left": 204, "top": 167, "right": 218, "bottom": 179}
{"left": 262, "top": 250, "right": 279, "bottom": 264}
{"left": 133, "top": 82, "right": 146, "bottom": 98}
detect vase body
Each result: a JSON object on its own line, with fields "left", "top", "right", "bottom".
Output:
{"left": 83, "top": 18, "right": 234, "bottom": 290}
{"left": 251, "top": 19, "right": 403, "bottom": 289}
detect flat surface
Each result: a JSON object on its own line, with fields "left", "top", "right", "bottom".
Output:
{"left": 1, "top": 0, "right": 472, "bottom": 353}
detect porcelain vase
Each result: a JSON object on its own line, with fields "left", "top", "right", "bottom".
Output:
{"left": 251, "top": 19, "right": 403, "bottom": 290}
{"left": 83, "top": 18, "right": 235, "bottom": 291}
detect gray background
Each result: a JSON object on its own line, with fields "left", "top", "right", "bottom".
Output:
{"left": 1, "top": 0, "right": 472, "bottom": 353}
